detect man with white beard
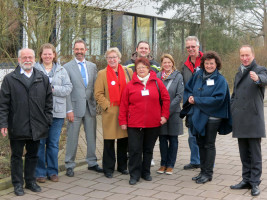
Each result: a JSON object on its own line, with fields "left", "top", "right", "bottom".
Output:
{"left": 0, "top": 48, "right": 53, "bottom": 196}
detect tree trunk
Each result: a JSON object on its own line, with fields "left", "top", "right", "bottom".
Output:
{"left": 200, "top": 0, "right": 205, "bottom": 51}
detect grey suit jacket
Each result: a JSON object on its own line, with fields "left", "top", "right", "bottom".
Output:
{"left": 64, "top": 59, "right": 97, "bottom": 117}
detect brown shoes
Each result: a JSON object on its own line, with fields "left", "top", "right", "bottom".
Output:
{"left": 49, "top": 175, "right": 59, "bottom": 182}
{"left": 36, "top": 177, "right": 46, "bottom": 183}
{"left": 157, "top": 166, "right": 166, "bottom": 174}
{"left": 165, "top": 167, "right": 173, "bottom": 175}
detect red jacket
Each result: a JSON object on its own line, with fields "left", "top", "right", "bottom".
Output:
{"left": 119, "top": 71, "right": 170, "bottom": 128}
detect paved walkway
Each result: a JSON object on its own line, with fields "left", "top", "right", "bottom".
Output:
{"left": 1, "top": 109, "right": 267, "bottom": 199}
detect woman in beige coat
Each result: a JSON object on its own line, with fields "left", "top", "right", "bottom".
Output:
{"left": 94, "top": 47, "right": 133, "bottom": 178}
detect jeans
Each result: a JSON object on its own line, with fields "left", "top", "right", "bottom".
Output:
{"left": 36, "top": 118, "right": 64, "bottom": 178}
{"left": 159, "top": 135, "right": 178, "bottom": 168}
{"left": 128, "top": 127, "right": 160, "bottom": 180}
{"left": 10, "top": 139, "right": 40, "bottom": 186}
{"left": 188, "top": 128, "right": 200, "bottom": 165}
{"left": 197, "top": 120, "right": 220, "bottom": 178}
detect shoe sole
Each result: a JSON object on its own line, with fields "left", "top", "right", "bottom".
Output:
{"left": 157, "top": 171, "right": 165, "bottom": 174}
{"left": 166, "top": 172, "right": 173, "bottom": 175}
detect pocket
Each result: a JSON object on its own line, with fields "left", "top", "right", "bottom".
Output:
{"left": 54, "top": 98, "right": 65, "bottom": 113}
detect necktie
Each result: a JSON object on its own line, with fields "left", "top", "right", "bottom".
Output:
{"left": 79, "top": 62, "right": 87, "bottom": 87}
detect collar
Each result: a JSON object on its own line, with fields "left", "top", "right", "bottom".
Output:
{"left": 75, "top": 58, "right": 86, "bottom": 64}
{"left": 20, "top": 67, "right": 33, "bottom": 78}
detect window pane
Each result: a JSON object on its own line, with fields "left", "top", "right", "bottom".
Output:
{"left": 136, "top": 17, "right": 152, "bottom": 45}
{"left": 122, "top": 15, "right": 134, "bottom": 58}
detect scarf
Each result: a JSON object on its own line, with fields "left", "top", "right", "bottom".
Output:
{"left": 161, "top": 69, "right": 173, "bottom": 80}
{"left": 184, "top": 51, "right": 203, "bottom": 73}
{"left": 137, "top": 73, "right": 150, "bottom": 87}
{"left": 107, "top": 64, "right": 127, "bottom": 106}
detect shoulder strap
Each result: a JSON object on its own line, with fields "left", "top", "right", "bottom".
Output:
{"left": 166, "top": 79, "right": 173, "bottom": 90}
{"left": 125, "top": 68, "right": 131, "bottom": 81}
{"left": 155, "top": 80, "right": 162, "bottom": 106}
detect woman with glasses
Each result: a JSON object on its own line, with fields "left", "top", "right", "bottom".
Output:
{"left": 94, "top": 47, "right": 133, "bottom": 178}
{"left": 119, "top": 57, "right": 170, "bottom": 185}
{"left": 183, "top": 51, "right": 232, "bottom": 184}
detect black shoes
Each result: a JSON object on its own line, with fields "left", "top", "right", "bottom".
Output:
{"left": 230, "top": 181, "right": 251, "bottom": 189}
{"left": 14, "top": 185, "right": 24, "bottom": 196}
{"left": 25, "top": 182, "right": 41, "bottom": 192}
{"left": 192, "top": 173, "right": 202, "bottom": 181}
{"left": 104, "top": 172, "right": 113, "bottom": 178}
{"left": 251, "top": 185, "right": 260, "bottom": 196}
{"left": 184, "top": 163, "right": 200, "bottom": 170}
{"left": 66, "top": 168, "right": 74, "bottom": 177}
{"left": 88, "top": 165, "right": 103, "bottom": 173}
{"left": 141, "top": 175, "right": 152, "bottom": 181}
{"left": 129, "top": 178, "right": 138, "bottom": 185}
{"left": 196, "top": 176, "right": 212, "bottom": 184}
{"left": 118, "top": 169, "right": 129, "bottom": 175}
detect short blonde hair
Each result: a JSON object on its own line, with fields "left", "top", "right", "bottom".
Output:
{"left": 105, "top": 47, "right": 122, "bottom": 60}
{"left": 39, "top": 43, "right": 57, "bottom": 64}
{"left": 160, "top": 54, "right": 176, "bottom": 71}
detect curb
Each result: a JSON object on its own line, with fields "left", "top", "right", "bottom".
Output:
{"left": 0, "top": 160, "right": 88, "bottom": 191}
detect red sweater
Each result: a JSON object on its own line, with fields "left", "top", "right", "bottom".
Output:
{"left": 119, "top": 71, "right": 170, "bottom": 128}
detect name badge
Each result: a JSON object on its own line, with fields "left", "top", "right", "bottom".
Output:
{"left": 206, "top": 79, "right": 214, "bottom": 86}
{"left": 141, "top": 89, "right": 149, "bottom": 96}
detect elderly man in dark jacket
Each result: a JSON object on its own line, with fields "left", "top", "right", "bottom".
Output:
{"left": 230, "top": 45, "right": 267, "bottom": 196}
{"left": 0, "top": 48, "right": 53, "bottom": 196}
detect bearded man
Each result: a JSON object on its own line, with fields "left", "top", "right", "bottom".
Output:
{"left": 0, "top": 48, "right": 53, "bottom": 196}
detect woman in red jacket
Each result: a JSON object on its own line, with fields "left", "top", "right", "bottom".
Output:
{"left": 119, "top": 57, "right": 170, "bottom": 185}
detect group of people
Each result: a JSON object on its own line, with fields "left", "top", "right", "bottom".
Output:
{"left": 0, "top": 37, "right": 266, "bottom": 197}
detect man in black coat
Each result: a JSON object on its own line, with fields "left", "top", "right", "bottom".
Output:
{"left": 0, "top": 48, "right": 53, "bottom": 196}
{"left": 230, "top": 45, "right": 267, "bottom": 196}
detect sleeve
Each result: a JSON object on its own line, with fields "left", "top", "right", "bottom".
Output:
{"left": 0, "top": 77, "right": 11, "bottom": 128}
{"left": 52, "top": 68, "right": 73, "bottom": 97}
{"left": 256, "top": 66, "right": 267, "bottom": 87}
{"left": 94, "top": 71, "right": 110, "bottom": 111}
{"left": 64, "top": 65, "right": 73, "bottom": 112}
{"left": 118, "top": 86, "right": 130, "bottom": 125}
{"left": 44, "top": 76, "right": 53, "bottom": 125}
{"left": 158, "top": 78, "right": 170, "bottom": 119}
{"left": 169, "top": 74, "right": 184, "bottom": 116}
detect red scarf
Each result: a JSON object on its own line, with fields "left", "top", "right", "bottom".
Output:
{"left": 184, "top": 51, "right": 203, "bottom": 73}
{"left": 107, "top": 64, "right": 127, "bottom": 106}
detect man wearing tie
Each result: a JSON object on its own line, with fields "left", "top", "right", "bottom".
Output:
{"left": 64, "top": 40, "right": 103, "bottom": 177}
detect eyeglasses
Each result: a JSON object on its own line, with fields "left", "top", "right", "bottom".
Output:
{"left": 136, "top": 66, "right": 148, "bottom": 70}
{"left": 21, "top": 56, "right": 34, "bottom": 60}
{"left": 106, "top": 56, "right": 118, "bottom": 60}
{"left": 186, "top": 46, "right": 196, "bottom": 49}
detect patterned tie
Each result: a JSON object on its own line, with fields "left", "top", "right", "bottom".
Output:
{"left": 79, "top": 62, "right": 87, "bottom": 87}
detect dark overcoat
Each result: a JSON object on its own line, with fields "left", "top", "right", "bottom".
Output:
{"left": 0, "top": 66, "right": 53, "bottom": 141}
{"left": 231, "top": 60, "right": 267, "bottom": 138}
{"left": 157, "top": 70, "right": 184, "bottom": 136}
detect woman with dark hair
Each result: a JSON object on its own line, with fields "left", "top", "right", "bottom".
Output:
{"left": 35, "top": 43, "right": 72, "bottom": 182}
{"left": 119, "top": 57, "right": 170, "bottom": 185}
{"left": 183, "top": 51, "right": 232, "bottom": 184}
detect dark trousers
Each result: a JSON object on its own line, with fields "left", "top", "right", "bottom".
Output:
{"left": 159, "top": 135, "right": 178, "bottom": 168}
{"left": 238, "top": 138, "right": 262, "bottom": 186}
{"left": 10, "top": 139, "right": 40, "bottom": 186}
{"left": 102, "top": 137, "right": 128, "bottom": 174}
{"left": 196, "top": 120, "right": 220, "bottom": 178}
{"left": 128, "top": 127, "right": 160, "bottom": 180}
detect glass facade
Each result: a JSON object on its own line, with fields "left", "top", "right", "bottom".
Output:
{"left": 122, "top": 15, "right": 134, "bottom": 59}
{"left": 136, "top": 17, "right": 153, "bottom": 46}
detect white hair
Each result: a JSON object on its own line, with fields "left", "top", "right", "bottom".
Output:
{"left": 18, "top": 48, "right": 35, "bottom": 58}
{"left": 185, "top": 36, "right": 200, "bottom": 46}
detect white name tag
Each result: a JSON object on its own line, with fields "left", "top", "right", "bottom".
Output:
{"left": 141, "top": 89, "right": 149, "bottom": 96}
{"left": 206, "top": 79, "right": 214, "bottom": 86}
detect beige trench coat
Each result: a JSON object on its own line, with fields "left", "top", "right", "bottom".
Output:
{"left": 94, "top": 66, "right": 133, "bottom": 139}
